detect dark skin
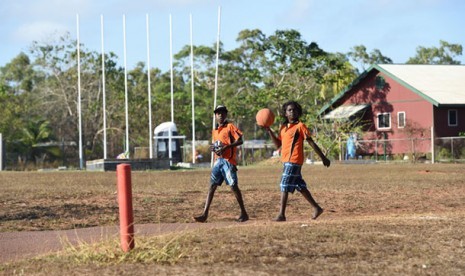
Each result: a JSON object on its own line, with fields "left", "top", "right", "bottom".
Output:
{"left": 265, "top": 103, "right": 330, "bottom": 221}
{"left": 194, "top": 110, "right": 249, "bottom": 223}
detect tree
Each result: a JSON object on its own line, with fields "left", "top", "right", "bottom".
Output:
{"left": 262, "top": 30, "right": 324, "bottom": 108}
{"left": 219, "top": 29, "right": 267, "bottom": 135}
{"left": 4, "top": 28, "right": 394, "bottom": 167}
{"left": 175, "top": 29, "right": 360, "bottom": 146}
{"left": 29, "top": 33, "right": 128, "bottom": 162}
{"left": 0, "top": 53, "right": 40, "bottom": 166}
{"left": 407, "top": 40, "right": 463, "bottom": 64}
{"left": 348, "top": 45, "right": 392, "bottom": 72}
{"left": 235, "top": 30, "right": 327, "bottom": 115}
{"left": 400, "top": 119, "right": 428, "bottom": 162}
{"left": 18, "top": 118, "right": 60, "bottom": 165}
{"left": 0, "top": 52, "right": 36, "bottom": 94}
{"left": 0, "top": 87, "right": 29, "bottom": 159}
{"left": 318, "top": 52, "right": 358, "bottom": 100}
{"left": 174, "top": 42, "right": 231, "bottom": 139}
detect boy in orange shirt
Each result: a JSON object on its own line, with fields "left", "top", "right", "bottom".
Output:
{"left": 194, "top": 105, "right": 249, "bottom": 223}
{"left": 265, "top": 101, "right": 330, "bottom": 221}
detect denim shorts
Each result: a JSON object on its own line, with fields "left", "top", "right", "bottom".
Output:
{"left": 280, "top": 162, "right": 307, "bottom": 193}
{"left": 211, "top": 158, "right": 238, "bottom": 186}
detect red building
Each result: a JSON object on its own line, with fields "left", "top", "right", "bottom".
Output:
{"left": 319, "top": 64, "right": 465, "bottom": 158}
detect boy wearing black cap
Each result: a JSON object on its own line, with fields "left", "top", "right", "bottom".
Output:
{"left": 194, "top": 105, "right": 249, "bottom": 223}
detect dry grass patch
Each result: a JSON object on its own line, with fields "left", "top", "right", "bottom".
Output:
{"left": 1, "top": 163, "right": 465, "bottom": 274}
{"left": 2, "top": 213, "right": 464, "bottom": 275}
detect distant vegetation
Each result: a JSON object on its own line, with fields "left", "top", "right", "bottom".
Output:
{"left": 0, "top": 27, "right": 462, "bottom": 169}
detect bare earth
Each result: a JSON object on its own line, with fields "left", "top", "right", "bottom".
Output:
{"left": 1, "top": 163, "right": 464, "bottom": 275}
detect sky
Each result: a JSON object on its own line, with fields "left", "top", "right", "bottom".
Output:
{"left": 1, "top": 0, "right": 464, "bottom": 72}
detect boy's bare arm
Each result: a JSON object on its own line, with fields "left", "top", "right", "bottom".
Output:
{"left": 264, "top": 127, "right": 281, "bottom": 149}
{"left": 306, "top": 136, "right": 330, "bottom": 167}
{"left": 231, "top": 136, "right": 244, "bottom": 147}
{"left": 215, "top": 136, "right": 243, "bottom": 155}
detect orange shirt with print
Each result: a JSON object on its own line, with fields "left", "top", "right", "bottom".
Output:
{"left": 212, "top": 122, "right": 243, "bottom": 166}
{"left": 278, "top": 122, "right": 312, "bottom": 165}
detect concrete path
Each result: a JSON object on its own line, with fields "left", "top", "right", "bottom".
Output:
{"left": 0, "top": 222, "right": 237, "bottom": 264}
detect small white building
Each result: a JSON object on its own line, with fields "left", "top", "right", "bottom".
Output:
{"left": 153, "top": 122, "right": 185, "bottom": 163}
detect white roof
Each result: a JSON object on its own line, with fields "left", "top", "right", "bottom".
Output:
{"left": 154, "top": 122, "right": 177, "bottom": 135}
{"left": 378, "top": 64, "right": 465, "bottom": 105}
{"left": 323, "top": 104, "right": 369, "bottom": 119}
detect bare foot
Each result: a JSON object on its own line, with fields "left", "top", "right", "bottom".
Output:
{"left": 312, "top": 207, "right": 323, "bottom": 220}
{"left": 237, "top": 214, "right": 249, "bottom": 222}
{"left": 193, "top": 214, "right": 208, "bottom": 223}
{"left": 273, "top": 215, "right": 286, "bottom": 222}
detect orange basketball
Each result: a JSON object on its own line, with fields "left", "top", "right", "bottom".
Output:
{"left": 256, "top": 108, "right": 275, "bottom": 127}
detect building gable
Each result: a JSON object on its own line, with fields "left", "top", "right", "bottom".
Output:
{"left": 319, "top": 64, "right": 465, "bottom": 116}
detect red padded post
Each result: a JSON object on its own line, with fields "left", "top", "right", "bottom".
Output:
{"left": 116, "top": 163, "right": 135, "bottom": 252}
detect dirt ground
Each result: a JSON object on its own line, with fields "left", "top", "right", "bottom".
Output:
{"left": 1, "top": 163, "right": 464, "bottom": 274}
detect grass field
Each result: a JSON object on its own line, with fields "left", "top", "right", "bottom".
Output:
{"left": 1, "top": 162, "right": 464, "bottom": 275}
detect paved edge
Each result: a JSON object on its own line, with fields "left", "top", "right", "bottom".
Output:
{"left": 0, "top": 221, "right": 241, "bottom": 264}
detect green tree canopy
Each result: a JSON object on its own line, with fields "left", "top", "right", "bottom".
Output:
{"left": 407, "top": 40, "right": 463, "bottom": 64}
{"left": 1, "top": 30, "right": 462, "bottom": 168}
{"left": 348, "top": 45, "right": 393, "bottom": 72}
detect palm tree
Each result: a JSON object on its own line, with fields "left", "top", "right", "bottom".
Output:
{"left": 19, "top": 118, "right": 60, "bottom": 166}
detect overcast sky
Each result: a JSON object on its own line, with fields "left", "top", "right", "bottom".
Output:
{"left": 1, "top": 0, "right": 464, "bottom": 71}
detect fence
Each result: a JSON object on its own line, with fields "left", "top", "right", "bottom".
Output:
{"left": 183, "top": 137, "right": 465, "bottom": 165}
{"left": 3, "top": 136, "right": 464, "bottom": 170}
{"left": 340, "top": 136, "right": 465, "bottom": 163}
{"left": 434, "top": 136, "right": 465, "bottom": 162}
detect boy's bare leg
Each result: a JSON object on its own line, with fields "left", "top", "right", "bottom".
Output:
{"left": 300, "top": 188, "right": 323, "bottom": 220}
{"left": 194, "top": 185, "right": 217, "bottom": 223}
{"left": 231, "top": 185, "right": 249, "bottom": 222}
{"left": 274, "top": 191, "right": 288, "bottom": 221}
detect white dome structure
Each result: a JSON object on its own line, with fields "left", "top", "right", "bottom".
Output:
{"left": 153, "top": 122, "right": 185, "bottom": 163}
{"left": 154, "top": 121, "right": 178, "bottom": 136}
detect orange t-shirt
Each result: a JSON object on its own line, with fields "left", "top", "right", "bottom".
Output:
{"left": 212, "top": 122, "right": 243, "bottom": 165}
{"left": 278, "top": 122, "right": 312, "bottom": 165}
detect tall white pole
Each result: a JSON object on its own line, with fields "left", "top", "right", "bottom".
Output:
{"left": 212, "top": 6, "right": 221, "bottom": 130}
{"left": 101, "top": 15, "right": 108, "bottom": 160}
{"left": 190, "top": 14, "right": 196, "bottom": 163}
{"left": 169, "top": 14, "right": 175, "bottom": 123}
{"left": 123, "top": 14, "right": 130, "bottom": 158}
{"left": 211, "top": 6, "right": 221, "bottom": 166}
{"left": 168, "top": 14, "right": 174, "bottom": 164}
{"left": 146, "top": 14, "right": 153, "bottom": 159}
{"left": 76, "top": 14, "right": 84, "bottom": 170}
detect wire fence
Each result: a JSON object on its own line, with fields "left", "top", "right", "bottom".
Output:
{"left": 434, "top": 136, "right": 465, "bottom": 162}
{"left": 233, "top": 136, "right": 465, "bottom": 165}
{"left": 2, "top": 135, "right": 464, "bottom": 170}
{"left": 339, "top": 136, "right": 465, "bottom": 163}
{"left": 186, "top": 136, "right": 465, "bottom": 165}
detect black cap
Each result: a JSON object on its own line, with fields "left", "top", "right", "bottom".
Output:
{"left": 213, "top": 105, "right": 228, "bottom": 113}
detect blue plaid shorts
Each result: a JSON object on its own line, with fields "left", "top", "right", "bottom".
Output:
{"left": 280, "top": 162, "right": 307, "bottom": 193}
{"left": 211, "top": 158, "right": 238, "bottom": 186}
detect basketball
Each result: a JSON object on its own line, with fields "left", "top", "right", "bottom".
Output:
{"left": 256, "top": 108, "right": 275, "bottom": 127}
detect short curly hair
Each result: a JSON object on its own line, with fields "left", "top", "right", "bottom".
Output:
{"left": 281, "top": 101, "right": 303, "bottom": 122}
